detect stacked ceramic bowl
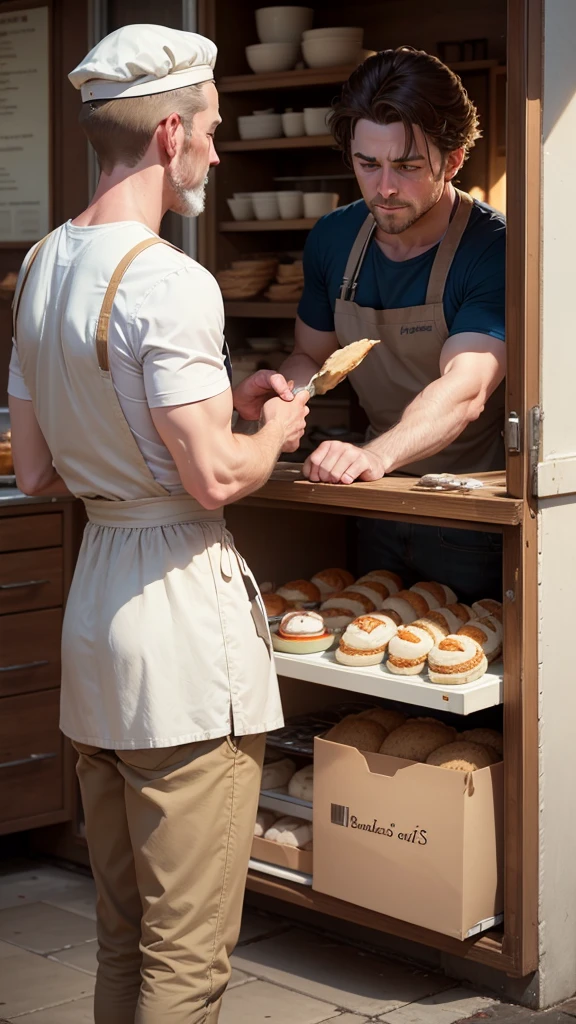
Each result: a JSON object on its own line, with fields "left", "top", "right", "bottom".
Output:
{"left": 302, "top": 26, "right": 363, "bottom": 69}
{"left": 238, "top": 112, "right": 283, "bottom": 140}
{"left": 247, "top": 6, "right": 313, "bottom": 73}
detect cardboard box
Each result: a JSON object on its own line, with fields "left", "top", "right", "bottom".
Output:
{"left": 251, "top": 836, "right": 313, "bottom": 875}
{"left": 313, "top": 736, "right": 503, "bottom": 940}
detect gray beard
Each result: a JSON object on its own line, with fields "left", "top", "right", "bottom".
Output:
{"left": 170, "top": 174, "right": 209, "bottom": 218}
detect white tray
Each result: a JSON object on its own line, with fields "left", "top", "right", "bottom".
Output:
{"left": 274, "top": 649, "right": 503, "bottom": 716}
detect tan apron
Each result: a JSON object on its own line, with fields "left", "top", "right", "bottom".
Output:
{"left": 14, "top": 233, "right": 281, "bottom": 749}
{"left": 333, "top": 190, "right": 505, "bottom": 476}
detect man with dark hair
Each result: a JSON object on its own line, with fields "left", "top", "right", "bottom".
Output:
{"left": 281, "top": 47, "right": 506, "bottom": 599}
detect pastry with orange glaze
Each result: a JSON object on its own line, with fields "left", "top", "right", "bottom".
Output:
{"left": 335, "top": 614, "right": 396, "bottom": 667}
{"left": 387, "top": 625, "right": 434, "bottom": 675}
{"left": 380, "top": 589, "right": 429, "bottom": 625}
{"left": 428, "top": 635, "right": 488, "bottom": 685}
{"left": 457, "top": 615, "right": 502, "bottom": 663}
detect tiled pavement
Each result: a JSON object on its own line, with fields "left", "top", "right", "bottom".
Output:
{"left": 0, "top": 859, "right": 572, "bottom": 1023}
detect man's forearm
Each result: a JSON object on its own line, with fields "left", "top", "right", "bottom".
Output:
{"left": 280, "top": 351, "right": 321, "bottom": 389}
{"left": 215, "top": 420, "right": 285, "bottom": 503}
{"left": 366, "top": 373, "right": 483, "bottom": 474}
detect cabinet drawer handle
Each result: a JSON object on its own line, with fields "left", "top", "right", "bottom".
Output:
{"left": 0, "top": 660, "right": 50, "bottom": 673}
{"left": 0, "top": 752, "right": 57, "bottom": 770}
{"left": 0, "top": 579, "right": 50, "bottom": 591}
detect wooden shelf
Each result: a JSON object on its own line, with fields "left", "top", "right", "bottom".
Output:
{"left": 239, "top": 465, "right": 522, "bottom": 528}
{"left": 218, "top": 60, "right": 501, "bottom": 94}
{"left": 225, "top": 300, "right": 299, "bottom": 318}
{"left": 220, "top": 218, "right": 317, "bottom": 232}
{"left": 245, "top": 871, "right": 510, "bottom": 971}
{"left": 218, "top": 135, "right": 335, "bottom": 152}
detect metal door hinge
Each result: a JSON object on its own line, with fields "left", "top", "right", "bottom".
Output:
{"left": 506, "top": 411, "right": 521, "bottom": 453}
{"left": 529, "top": 406, "right": 542, "bottom": 496}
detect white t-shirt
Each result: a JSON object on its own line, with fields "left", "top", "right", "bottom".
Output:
{"left": 8, "top": 220, "right": 230, "bottom": 493}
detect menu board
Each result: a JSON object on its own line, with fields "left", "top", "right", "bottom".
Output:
{"left": 0, "top": 6, "right": 49, "bottom": 242}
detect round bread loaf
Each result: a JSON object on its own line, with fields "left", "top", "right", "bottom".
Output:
{"left": 276, "top": 579, "right": 321, "bottom": 604}
{"left": 288, "top": 764, "right": 314, "bottom": 802}
{"left": 264, "top": 593, "right": 287, "bottom": 617}
{"left": 311, "top": 568, "right": 354, "bottom": 598}
{"left": 325, "top": 714, "right": 387, "bottom": 752}
{"left": 471, "top": 598, "right": 503, "bottom": 622}
{"left": 261, "top": 757, "right": 296, "bottom": 790}
{"left": 381, "top": 589, "right": 429, "bottom": 624}
{"left": 357, "top": 570, "right": 403, "bottom": 593}
{"left": 426, "top": 741, "right": 497, "bottom": 771}
{"left": 379, "top": 720, "right": 456, "bottom": 762}
{"left": 350, "top": 581, "right": 389, "bottom": 608}
{"left": 460, "top": 728, "right": 504, "bottom": 757}
{"left": 264, "top": 816, "right": 312, "bottom": 849}
{"left": 357, "top": 707, "right": 406, "bottom": 734}
{"left": 409, "top": 582, "right": 449, "bottom": 610}
{"left": 254, "top": 808, "right": 278, "bottom": 837}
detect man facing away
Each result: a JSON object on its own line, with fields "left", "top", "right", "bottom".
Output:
{"left": 8, "top": 24, "right": 308, "bottom": 1024}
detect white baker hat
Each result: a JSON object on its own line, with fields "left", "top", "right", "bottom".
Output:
{"left": 69, "top": 24, "right": 217, "bottom": 102}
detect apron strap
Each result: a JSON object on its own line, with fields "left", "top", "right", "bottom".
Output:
{"left": 425, "top": 190, "right": 474, "bottom": 305}
{"left": 96, "top": 236, "right": 182, "bottom": 371}
{"left": 12, "top": 233, "right": 52, "bottom": 343}
{"left": 339, "top": 212, "right": 376, "bottom": 301}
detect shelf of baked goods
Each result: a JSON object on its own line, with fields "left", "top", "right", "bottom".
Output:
{"left": 218, "top": 135, "right": 336, "bottom": 152}
{"left": 218, "top": 60, "right": 499, "bottom": 94}
{"left": 243, "top": 464, "right": 522, "bottom": 527}
{"left": 274, "top": 649, "right": 503, "bottom": 715}
{"left": 220, "top": 218, "right": 317, "bottom": 232}
{"left": 224, "top": 300, "right": 299, "bottom": 319}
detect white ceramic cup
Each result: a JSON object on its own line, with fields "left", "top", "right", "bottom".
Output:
{"left": 303, "top": 107, "right": 332, "bottom": 136}
{"left": 227, "top": 197, "right": 255, "bottom": 221}
{"left": 282, "top": 111, "right": 305, "bottom": 137}
{"left": 277, "top": 191, "right": 304, "bottom": 219}
{"left": 253, "top": 194, "right": 281, "bottom": 220}
{"left": 303, "top": 192, "right": 339, "bottom": 218}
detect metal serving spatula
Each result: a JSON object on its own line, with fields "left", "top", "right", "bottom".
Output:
{"left": 293, "top": 338, "right": 380, "bottom": 398}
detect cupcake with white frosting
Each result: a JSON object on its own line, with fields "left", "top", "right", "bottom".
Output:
{"left": 386, "top": 625, "right": 435, "bottom": 675}
{"left": 380, "top": 589, "right": 429, "bottom": 625}
{"left": 428, "top": 635, "right": 488, "bottom": 685}
{"left": 335, "top": 615, "right": 397, "bottom": 667}
{"left": 409, "top": 581, "right": 458, "bottom": 609}
{"left": 457, "top": 615, "right": 502, "bottom": 663}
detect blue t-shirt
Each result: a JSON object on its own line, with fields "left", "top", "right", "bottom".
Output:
{"left": 297, "top": 198, "right": 506, "bottom": 341}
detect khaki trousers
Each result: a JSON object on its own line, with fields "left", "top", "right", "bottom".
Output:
{"left": 73, "top": 733, "right": 265, "bottom": 1024}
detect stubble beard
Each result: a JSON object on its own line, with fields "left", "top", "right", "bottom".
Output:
{"left": 369, "top": 180, "right": 445, "bottom": 236}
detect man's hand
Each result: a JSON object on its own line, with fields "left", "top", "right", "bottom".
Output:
{"left": 303, "top": 441, "right": 385, "bottom": 485}
{"left": 233, "top": 370, "right": 294, "bottom": 421}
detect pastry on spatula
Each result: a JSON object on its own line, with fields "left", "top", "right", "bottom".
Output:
{"left": 294, "top": 338, "right": 380, "bottom": 397}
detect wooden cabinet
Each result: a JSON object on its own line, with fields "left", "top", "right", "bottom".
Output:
{"left": 0, "top": 500, "right": 76, "bottom": 833}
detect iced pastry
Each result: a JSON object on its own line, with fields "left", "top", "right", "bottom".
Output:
{"left": 335, "top": 614, "right": 397, "bottom": 667}
{"left": 409, "top": 581, "right": 457, "bottom": 609}
{"left": 321, "top": 590, "right": 376, "bottom": 617}
{"left": 261, "top": 757, "right": 296, "bottom": 790}
{"left": 410, "top": 617, "right": 449, "bottom": 644}
{"left": 310, "top": 568, "right": 354, "bottom": 598}
{"left": 254, "top": 808, "right": 278, "bottom": 837}
{"left": 263, "top": 593, "right": 288, "bottom": 617}
{"left": 380, "top": 589, "right": 429, "bottom": 625}
{"left": 460, "top": 727, "right": 504, "bottom": 757}
{"left": 457, "top": 615, "right": 502, "bottom": 663}
{"left": 264, "top": 816, "right": 312, "bottom": 848}
{"left": 386, "top": 625, "right": 434, "bottom": 675}
{"left": 428, "top": 635, "right": 488, "bottom": 685}
{"left": 356, "top": 569, "right": 402, "bottom": 594}
{"left": 288, "top": 764, "right": 313, "bottom": 802}
{"left": 276, "top": 579, "right": 321, "bottom": 605}
{"left": 471, "top": 598, "right": 503, "bottom": 622}
{"left": 349, "top": 581, "right": 389, "bottom": 608}
{"left": 325, "top": 714, "right": 387, "bottom": 752}
{"left": 357, "top": 707, "right": 407, "bottom": 734}
{"left": 380, "top": 719, "right": 456, "bottom": 761}
{"left": 425, "top": 603, "right": 474, "bottom": 634}
{"left": 272, "top": 610, "right": 334, "bottom": 654}
{"left": 426, "top": 741, "right": 498, "bottom": 771}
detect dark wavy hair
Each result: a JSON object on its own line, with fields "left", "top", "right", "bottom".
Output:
{"left": 329, "top": 47, "right": 481, "bottom": 167}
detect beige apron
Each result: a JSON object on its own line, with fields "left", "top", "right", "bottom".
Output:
{"left": 14, "top": 233, "right": 281, "bottom": 749}
{"left": 333, "top": 190, "right": 505, "bottom": 476}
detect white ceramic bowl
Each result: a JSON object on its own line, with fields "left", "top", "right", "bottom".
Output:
{"left": 303, "top": 192, "right": 339, "bottom": 218}
{"left": 282, "top": 111, "right": 305, "bottom": 137}
{"left": 302, "top": 26, "right": 363, "bottom": 43}
{"left": 237, "top": 113, "right": 283, "bottom": 140}
{"left": 253, "top": 194, "right": 280, "bottom": 220}
{"left": 302, "top": 37, "right": 360, "bottom": 68}
{"left": 303, "top": 107, "right": 332, "bottom": 136}
{"left": 256, "top": 5, "right": 313, "bottom": 43}
{"left": 277, "top": 191, "right": 304, "bottom": 219}
{"left": 227, "top": 197, "right": 254, "bottom": 221}
{"left": 246, "top": 41, "right": 299, "bottom": 73}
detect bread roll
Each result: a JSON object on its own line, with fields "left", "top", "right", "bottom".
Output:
{"left": 288, "top": 764, "right": 313, "bottom": 802}
{"left": 381, "top": 589, "right": 429, "bottom": 624}
{"left": 254, "top": 808, "right": 278, "bottom": 837}
{"left": 265, "top": 816, "right": 312, "bottom": 848}
{"left": 428, "top": 635, "right": 488, "bottom": 685}
{"left": 263, "top": 593, "right": 287, "bottom": 617}
{"left": 386, "top": 625, "right": 434, "bottom": 675}
{"left": 471, "top": 598, "right": 503, "bottom": 622}
{"left": 379, "top": 720, "right": 456, "bottom": 762}
{"left": 276, "top": 580, "right": 321, "bottom": 604}
{"left": 310, "top": 568, "right": 354, "bottom": 598}
{"left": 411, "top": 617, "right": 449, "bottom": 644}
{"left": 460, "top": 728, "right": 503, "bottom": 757}
{"left": 261, "top": 757, "right": 296, "bottom": 790}
{"left": 356, "top": 570, "right": 402, "bottom": 593}
{"left": 409, "top": 582, "right": 451, "bottom": 610}
{"left": 426, "top": 741, "right": 497, "bottom": 771}
{"left": 357, "top": 707, "right": 406, "bottom": 733}
{"left": 321, "top": 608, "right": 355, "bottom": 629}
{"left": 322, "top": 590, "right": 376, "bottom": 616}
{"left": 426, "top": 604, "right": 474, "bottom": 634}
{"left": 457, "top": 615, "right": 502, "bottom": 663}
{"left": 348, "top": 581, "right": 389, "bottom": 608}
{"left": 325, "top": 714, "right": 387, "bottom": 752}
{"left": 335, "top": 614, "right": 396, "bottom": 667}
